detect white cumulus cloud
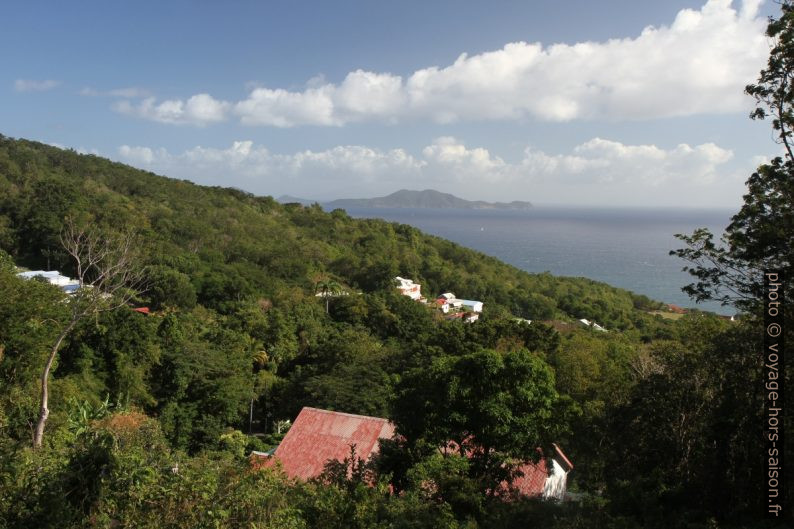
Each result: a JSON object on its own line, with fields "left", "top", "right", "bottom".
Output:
{"left": 422, "top": 137, "right": 510, "bottom": 182}
{"left": 520, "top": 137, "right": 734, "bottom": 186}
{"left": 117, "top": 141, "right": 424, "bottom": 193}
{"left": 115, "top": 0, "right": 768, "bottom": 127}
{"left": 118, "top": 145, "right": 164, "bottom": 164}
{"left": 115, "top": 93, "right": 230, "bottom": 125}
{"left": 234, "top": 86, "right": 338, "bottom": 127}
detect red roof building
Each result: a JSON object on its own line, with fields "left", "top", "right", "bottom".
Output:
{"left": 253, "top": 407, "right": 573, "bottom": 500}
{"left": 442, "top": 440, "right": 573, "bottom": 499}
{"left": 510, "top": 444, "right": 574, "bottom": 499}
{"left": 256, "top": 407, "right": 396, "bottom": 480}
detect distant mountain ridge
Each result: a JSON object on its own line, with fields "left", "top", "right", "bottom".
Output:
{"left": 324, "top": 189, "right": 532, "bottom": 210}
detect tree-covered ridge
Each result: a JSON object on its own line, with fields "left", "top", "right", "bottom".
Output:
{"left": 0, "top": 134, "right": 660, "bottom": 330}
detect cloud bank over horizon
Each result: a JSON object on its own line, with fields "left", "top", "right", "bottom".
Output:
{"left": 116, "top": 136, "right": 746, "bottom": 207}
{"left": 114, "top": 0, "right": 767, "bottom": 127}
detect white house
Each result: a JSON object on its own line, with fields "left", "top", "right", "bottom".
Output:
{"left": 394, "top": 277, "right": 422, "bottom": 301}
{"left": 578, "top": 318, "right": 607, "bottom": 332}
{"left": 17, "top": 270, "right": 81, "bottom": 295}
{"left": 459, "top": 299, "right": 483, "bottom": 313}
{"left": 314, "top": 290, "right": 349, "bottom": 298}
{"left": 18, "top": 270, "right": 71, "bottom": 285}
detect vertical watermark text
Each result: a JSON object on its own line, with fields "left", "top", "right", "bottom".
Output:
{"left": 765, "top": 270, "right": 784, "bottom": 518}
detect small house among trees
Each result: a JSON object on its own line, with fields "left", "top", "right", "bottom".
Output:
{"left": 253, "top": 406, "right": 574, "bottom": 501}
{"left": 510, "top": 444, "right": 574, "bottom": 500}
{"left": 17, "top": 269, "right": 81, "bottom": 295}
{"left": 251, "top": 407, "right": 395, "bottom": 480}
{"left": 394, "top": 276, "right": 423, "bottom": 301}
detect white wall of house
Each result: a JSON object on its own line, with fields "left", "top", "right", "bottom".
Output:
{"left": 460, "top": 300, "right": 483, "bottom": 313}
{"left": 395, "top": 277, "right": 422, "bottom": 300}
{"left": 17, "top": 270, "right": 80, "bottom": 294}
{"left": 542, "top": 458, "right": 569, "bottom": 501}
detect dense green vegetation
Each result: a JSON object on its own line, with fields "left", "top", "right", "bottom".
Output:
{"left": 0, "top": 135, "right": 782, "bottom": 528}
{"left": 0, "top": 134, "right": 662, "bottom": 330}
{"left": 1, "top": 5, "right": 793, "bottom": 524}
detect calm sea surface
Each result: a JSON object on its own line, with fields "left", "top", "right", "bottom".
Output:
{"left": 336, "top": 206, "right": 736, "bottom": 315}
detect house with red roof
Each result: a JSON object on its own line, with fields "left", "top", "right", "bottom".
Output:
{"left": 252, "top": 407, "right": 395, "bottom": 480}
{"left": 252, "top": 406, "right": 573, "bottom": 501}
{"left": 667, "top": 304, "right": 688, "bottom": 314}
{"left": 510, "top": 444, "right": 574, "bottom": 499}
{"left": 441, "top": 438, "right": 573, "bottom": 500}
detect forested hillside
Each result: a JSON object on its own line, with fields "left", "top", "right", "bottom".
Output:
{"left": 0, "top": 135, "right": 783, "bottom": 528}
{"left": 0, "top": 135, "right": 661, "bottom": 329}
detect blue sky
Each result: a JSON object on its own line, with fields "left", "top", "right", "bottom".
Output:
{"left": 1, "top": 0, "right": 780, "bottom": 206}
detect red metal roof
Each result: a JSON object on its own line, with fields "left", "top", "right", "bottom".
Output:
{"left": 510, "top": 444, "right": 573, "bottom": 496}
{"left": 133, "top": 307, "right": 150, "bottom": 314}
{"left": 511, "top": 458, "right": 550, "bottom": 496}
{"left": 264, "top": 407, "right": 396, "bottom": 480}
{"left": 252, "top": 407, "right": 572, "bottom": 497}
{"left": 442, "top": 440, "right": 573, "bottom": 497}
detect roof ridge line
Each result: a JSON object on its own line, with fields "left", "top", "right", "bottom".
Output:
{"left": 302, "top": 407, "right": 392, "bottom": 423}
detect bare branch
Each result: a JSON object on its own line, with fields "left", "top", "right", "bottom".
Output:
{"left": 33, "top": 218, "right": 146, "bottom": 448}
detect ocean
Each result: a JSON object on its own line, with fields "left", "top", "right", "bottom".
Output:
{"left": 336, "top": 205, "right": 736, "bottom": 315}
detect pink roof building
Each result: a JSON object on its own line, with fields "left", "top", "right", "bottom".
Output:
{"left": 510, "top": 444, "right": 574, "bottom": 499}
{"left": 252, "top": 408, "right": 573, "bottom": 499}
{"left": 255, "top": 407, "right": 395, "bottom": 480}
{"left": 442, "top": 439, "right": 573, "bottom": 499}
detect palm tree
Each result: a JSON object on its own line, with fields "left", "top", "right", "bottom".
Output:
{"left": 249, "top": 349, "right": 269, "bottom": 433}
{"left": 315, "top": 279, "right": 342, "bottom": 313}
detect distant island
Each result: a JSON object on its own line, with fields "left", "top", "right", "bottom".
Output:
{"left": 276, "top": 195, "right": 316, "bottom": 206}
{"left": 278, "top": 189, "right": 532, "bottom": 210}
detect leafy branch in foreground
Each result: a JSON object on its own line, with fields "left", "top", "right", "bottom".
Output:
{"left": 673, "top": 1, "right": 794, "bottom": 313}
{"left": 670, "top": 228, "right": 760, "bottom": 309}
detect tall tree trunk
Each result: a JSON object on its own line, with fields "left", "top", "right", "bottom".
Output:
{"left": 249, "top": 396, "right": 254, "bottom": 434}
{"left": 33, "top": 320, "right": 76, "bottom": 448}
